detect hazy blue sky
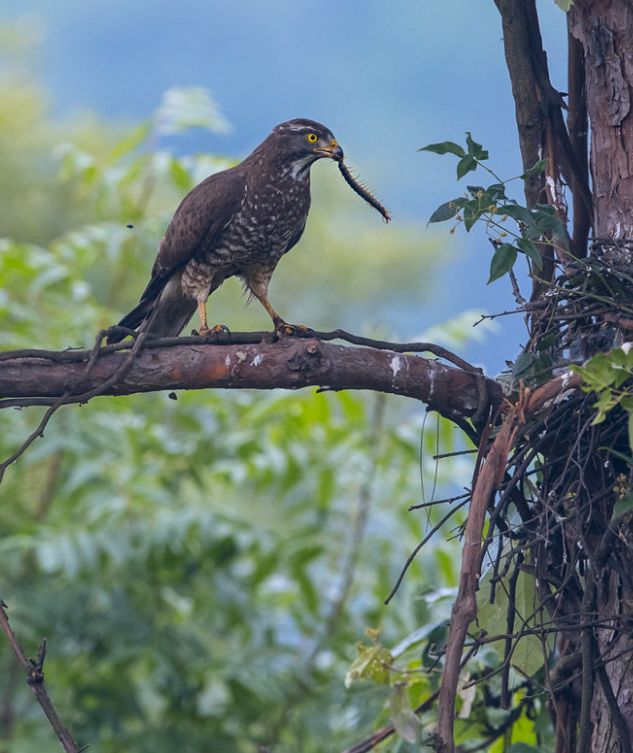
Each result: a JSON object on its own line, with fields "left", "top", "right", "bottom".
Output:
{"left": 2, "top": 0, "right": 567, "bottom": 369}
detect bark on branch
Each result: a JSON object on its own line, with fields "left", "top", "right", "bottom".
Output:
{"left": 0, "top": 335, "right": 502, "bottom": 422}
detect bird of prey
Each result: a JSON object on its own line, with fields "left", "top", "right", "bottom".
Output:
{"left": 107, "top": 118, "right": 343, "bottom": 343}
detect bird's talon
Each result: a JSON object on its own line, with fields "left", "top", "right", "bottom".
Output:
{"left": 210, "top": 323, "right": 231, "bottom": 337}
{"left": 274, "top": 322, "right": 313, "bottom": 338}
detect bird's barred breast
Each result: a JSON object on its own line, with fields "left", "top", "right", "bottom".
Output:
{"left": 180, "top": 178, "right": 310, "bottom": 300}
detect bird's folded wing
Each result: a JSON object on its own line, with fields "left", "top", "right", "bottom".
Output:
{"left": 141, "top": 169, "right": 248, "bottom": 299}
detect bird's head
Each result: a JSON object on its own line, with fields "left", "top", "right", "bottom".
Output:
{"left": 269, "top": 118, "right": 343, "bottom": 174}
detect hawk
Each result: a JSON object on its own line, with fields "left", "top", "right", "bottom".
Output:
{"left": 107, "top": 118, "right": 343, "bottom": 343}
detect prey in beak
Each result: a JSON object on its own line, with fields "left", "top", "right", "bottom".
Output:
{"left": 314, "top": 139, "right": 344, "bottom": 161}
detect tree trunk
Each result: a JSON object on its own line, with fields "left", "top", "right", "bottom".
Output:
{"left": 569, "top": 1, "right": 633, "bottom": 244}
{"left": 568, "top": 3, "right": 633, "bottom": 751}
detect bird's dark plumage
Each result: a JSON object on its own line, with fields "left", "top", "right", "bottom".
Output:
{"left": 108, "top": 118, "right": 343, "bottom": 343}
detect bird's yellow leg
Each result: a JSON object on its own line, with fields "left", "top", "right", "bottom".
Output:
{"left": 247, "top": 275, "right": 312, "bottom": 336}
{"left": 254, "top": 291, "right": 313, "bottom": 337}
{"left": 257, "top": 294, "right": 286, "bottom": 331}
{"left": 197, "top": 299, "right": 209, "bottom": 336}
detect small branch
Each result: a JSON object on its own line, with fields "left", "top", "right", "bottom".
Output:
{"left": 384, "top": 497, "right": 470, "bottom": 604}
{"left": 408, "top": 492, "right": 470, "bottom": 511}
{"left": 0, "top": 396, "right": 70, "bottom": 484}
{"left": 0, "top": 332, "right": 147, "bottom": 483}
{"left": 0, "top": 600, "right": 79, "bottom": 753}
{"left": 0, "top": 327, "right": 479, "bottom": 371}
{"left": 577, "top": 574, "right": 595, "bottom": 753}
{"left": 595, "top": 650, "right": 633, "bottom": 753}
{"left": 501, "top": 550, "right": 524, "bottom": 708}
{"left": 567, "top": 27, "right": 591, "bottom": 257}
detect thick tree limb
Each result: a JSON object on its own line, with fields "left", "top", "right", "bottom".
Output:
{"left": 0, "top": 336, "right": 501, "bottom": 421}
{"left": 435, "top": 411, "right": 519, "bottom": 753}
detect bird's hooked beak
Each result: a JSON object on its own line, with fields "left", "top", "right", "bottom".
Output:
{"left": 314, "top": 139, "right": 344, "bottom": 161}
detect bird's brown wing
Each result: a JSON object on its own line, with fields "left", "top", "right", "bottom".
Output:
{"left": 141, "top": 168, "right": 247, "bottom": 300}
{"left": 107, "top": 168, "right": 247, "bottom": 344}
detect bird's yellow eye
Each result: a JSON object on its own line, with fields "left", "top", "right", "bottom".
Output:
{"left": 307, "top": 133, "right": 318, "bottom": 143}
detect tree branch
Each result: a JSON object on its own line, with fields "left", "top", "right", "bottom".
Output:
{"left": 0, "top": 600, "right": 79, "bottom": 753}
{"left": 0, "top": 334, "right": 501, "bottom": 420}
{"left": 435, "top": 409, "right": 519, "bottom": 753}
{"left": 567, "top": 27, "right": 591, "bottom": 258}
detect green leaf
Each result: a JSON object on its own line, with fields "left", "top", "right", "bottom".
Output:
{"left": 107, "top": 122, "right": 151, "bottom": 163}
{"left": 169, "top": 158, "right": 194, "bottom": 192}
{"left": 512, "top": 350, "right": 553, "bottom": 386}
{"left": 497, "top": 203, "right": 533, "bottom": 224}
{"left": 629, "top": 411, "right": 633, "bottom": 455}
{"left": 508, "top": 745, "right": 543, "bottom": 753}
{"left": 419, "top": 141, "right": 465, "bottom": 157}
{"left": 516, "top": 238, "right": 543, "bottom": 270}
{"left": 389, "top": 684, "right": 419, "bottom": 744}
{"left": 488, "top": 243, "right": 517, "bottom": 283}
{"left": 428, "top": 198, "right": 466, "bottom": 224}
{"left": 457, "top": 155, "right": 478, "bottom": 180}
{"left": 554, "top": 0, "right": 574, "bottom": 10}
{"left": 512, "top": 352, "right": 535, "bottom": 380}
{"left": 536, "top": 333, "right": 557, "bottom": 352}
{"left": 478, "top": 569, "right": 551, "bottom": 677}
{"left": 521, "top": 158, "right": 548, "bottom": 178}
{"left": 345, "top": 642, "right": 392, "bottom": 687}
{"left": 465, "top": 132, "right": 488, "bottom": 160}
{"left": 600, "top": 447, "right": 633, "bottom": 466}
{"left": 532, "top": 205, "right": 566, "bottom": 238}
{"left": 483, "top": 182, "right": 507, "bottom": 202}
{"left": 296, "top": 571, "right": 319, "bottom": 615}
{"left": 612, "top": 493, "right": 633, "bottom": 521}
{"left": 463, "top": 201, "right": 480, "bottom": 231}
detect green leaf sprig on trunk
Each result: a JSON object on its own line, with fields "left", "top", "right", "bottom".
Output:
{"left": 421, "top": 136, "right": 565, "bottom": 283}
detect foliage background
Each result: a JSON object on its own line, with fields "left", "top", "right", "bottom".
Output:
{"left": 0, "top": 6, "right": 564, "bottom": 752}
{"left": 0, "top": 57, "right": 472, "bottom": 753}
{"left": 0, "top": 1, "right": 568, "bottom": 370}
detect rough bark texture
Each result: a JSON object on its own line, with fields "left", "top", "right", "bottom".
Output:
{"left": 0, "top": 339, "right": 500, "bottom": 422}
{"left": 591, "top": 572, "right": 633, "bottom": 753}
{"left": 567, "top": 28, "right": 591, "bottom": 257}
{"left": 494, "top": 0, "right": 547, "bottom": 208}
{"left": 570, "top": 0, "right": 633, "bottom": 242}
{"left": 568, "top": 3, "right": 633, "bottom": 751}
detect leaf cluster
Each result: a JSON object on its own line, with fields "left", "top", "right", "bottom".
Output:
{"left": 0, "top": 65, "right": 554, "bottom": 749}
{"left": 572, "top": 347, "right": 633, "bottom": 458}
{"left": 422, "top": 135, "right": 565, "bottom": 284}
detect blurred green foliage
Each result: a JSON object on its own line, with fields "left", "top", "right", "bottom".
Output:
{"left": 0, "top": 29, "right": 551, "bottom": 753}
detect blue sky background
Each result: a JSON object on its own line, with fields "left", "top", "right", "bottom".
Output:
{"left": 2, "top": 0, "right": 567, "bottom": 371}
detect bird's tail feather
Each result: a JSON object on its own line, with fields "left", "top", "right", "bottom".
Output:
{"left": 107, "top": 277, "right": 196, "bottom": 343}
{"left": 144, "top": 294, "right": 197, "bottom": 339}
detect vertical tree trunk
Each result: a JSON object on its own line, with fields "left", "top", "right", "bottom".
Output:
{"left": 568, "top": 3, "right": 633, "bottom": 751}
{"left": 569, "top": 1, "right": 633, "bottom": 243}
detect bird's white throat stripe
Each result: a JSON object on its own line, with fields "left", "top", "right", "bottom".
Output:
{"left": 287, "top": 156, "right": 315, "bottom": 179}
